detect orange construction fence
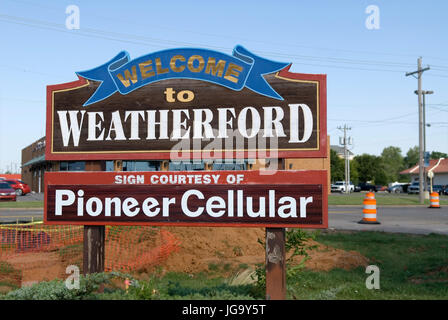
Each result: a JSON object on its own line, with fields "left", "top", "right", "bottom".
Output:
{"left": 0, "top": 222, "right": 180, "bottom": 283}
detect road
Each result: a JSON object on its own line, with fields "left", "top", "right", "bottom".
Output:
{"left": 329, "top": 205, "right": 448, "bottom": 235}
{"left": 0, "top": 208, "right": 42, "bottom": 224}
{"left": 0, "top": 196, "right": 447, "bottom": 235}
{"left": 0, "top": 193, "right": 43, "bottom": 223}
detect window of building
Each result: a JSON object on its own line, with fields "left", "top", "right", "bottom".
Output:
{"left": 123, "top": 161, "right": 161, "bottom": 172}
{"left": 59, "top": 161, "right": 85, "bottom": 171}
{"left": 105, "top": 161, "right": 114, "bottom": 171}
{"left": 212, "top": 160, "right": 248, "bottom": 171}
{"left": 169, "top": 161, "right": 205, "bottom": 171}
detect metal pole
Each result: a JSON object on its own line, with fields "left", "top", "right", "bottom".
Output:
{"left": 344, "top": 126, "right": 348, "bottom": 194}
{"left": 346, "top": 155, "right": 350, "bottom": 193}
{"left": 423, "top": 92, "right": 427, "bottom": 193}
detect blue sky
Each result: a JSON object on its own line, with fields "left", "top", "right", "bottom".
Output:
{"left": 0, "top": 0, "right": 447, "bottom": 172}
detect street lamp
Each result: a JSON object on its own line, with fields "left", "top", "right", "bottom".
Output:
{"left": 414, "top": 90, "right": 434, "bottom": 194}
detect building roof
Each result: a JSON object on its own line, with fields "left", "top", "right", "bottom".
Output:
{"left": 400, "top": 158, "right": 448, "bottom": 175}
{"left": 22, "top": 154, "right": 45, "bottom": 167}
{"left": 330, "top": 145, "right": 354, "bottom": 156}
{"left": 0, "top": 174, "right": 21, "bottom": 180}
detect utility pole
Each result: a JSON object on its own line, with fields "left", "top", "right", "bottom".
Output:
{"left": 406, "top": 57, "right": 430, "bottom": 204}
{"left": 415, "top": 89, "right": 434, "bottom": 195}
{"left": 338, "top": 124, "right": 352, "bottom": 194}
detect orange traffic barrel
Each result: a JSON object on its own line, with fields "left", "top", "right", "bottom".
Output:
{"left": 429, "top": 192, "right": 441, "bottom": 208}
{"left": 359, "top": 192, "right": 380, "bottom": 224}
{"left": 365, "top": 192, "right": 375, "bottom": 199}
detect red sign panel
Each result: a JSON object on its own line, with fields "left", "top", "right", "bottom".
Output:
{"left": 44, "top": 170, "right": 327, "bottom": 228}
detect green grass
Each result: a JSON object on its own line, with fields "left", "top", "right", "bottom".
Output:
{"left": 151, "top": 231, "right": 448, "bottom": 300}
{"left": 0, "top": 262, "right": 22, "bottom": 292}
{"left": 329, "top": 192, "right": 448, "bottom": 206}
{"left": 287, "top": 231, "right": 448, "bottom": 299}
{"left": 0, "top": 201, "right": 43, "bottom": 209}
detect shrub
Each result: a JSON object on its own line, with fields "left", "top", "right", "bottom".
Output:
{"left": 2, "top": 272, "right": 130, "bottom": 300}
{"left": 252, "top": 229, "right": 317, "bottom": 293}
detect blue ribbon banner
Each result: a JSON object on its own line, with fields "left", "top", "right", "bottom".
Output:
{"left": 76, "top": 45, "right": 290, "bottom": 106}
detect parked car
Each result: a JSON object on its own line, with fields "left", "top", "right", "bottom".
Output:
{"left": 387, "top": 185, "right": 404, "bottom": 193}
{"left": 408, "top": 182, "right": 420, "bottom": 194}
{"left": 432, "top": 185, "right": 444, "bottom": 195}
{"left": 331, "top": 181, "right": 355, "bottom": 193}
{"left": 2, "top": 179, "right": 30, "bottom": 196}
{"left": 0, "top": 182, "right": 16, "bottom": 201}
{"left": 442, "top": 185, "right": 448, "bottom": 195}
{"left": 354, "top": 185, "right": 361, "bottom": 192}
{"left": 358, "top": 182, "right": 378, "bottom": 192}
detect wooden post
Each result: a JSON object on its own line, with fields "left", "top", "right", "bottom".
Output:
{"left": 83, "top": 225, "right": 105, "bottom": 274}
{"left": 83, "top": 160, "right": 105, "bottom": 275}
{"left": 265, "top": 227, "right": 286, "bottom": 300}
{"left": 267, "top": 158, "right": 286, "bottom": 300}
{"left": 250, "top": 159, "right": 287, "bottom": 300}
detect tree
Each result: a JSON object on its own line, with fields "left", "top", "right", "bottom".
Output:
{"left": 352, "top": 153, "right": 387, "bottom": 185}
{"left": 330, "top": 149, "right": 345, "bottom": 182}
{"left": 350, "top": 158, "right": 359, "bottom": 184}
{"left": 430, "top": 151, "right": 448, "bottom": 159}
{"left": 381, "top": 146, "right": 404, "bottom": 183}
{"left": 404, "top": 146, "right": 419, "bottom": 169}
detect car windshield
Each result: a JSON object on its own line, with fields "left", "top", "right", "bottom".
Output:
{"left": 0, "top": 183, "right": 11, "bottom": 189}
{"left": 334, "top": 182, "right": 344, "bottom": 185}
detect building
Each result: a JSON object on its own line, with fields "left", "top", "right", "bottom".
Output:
{"left": 400, "top": 158, "right": 448, "bottom": 185}
{"left": 0, "top": 174, "right": 21, "bottom": 180}
{"left": 330, "top": 145, "right": 355, "bottom": 160}
{"left": 22, "top": 136, "right": 332, "bottom": 193}
{"left": 21, "top": 137, "right": 52, "bottom": 193}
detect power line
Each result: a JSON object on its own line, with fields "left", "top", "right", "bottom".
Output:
{"left": 1, "top": 14, "right": 448, "bottom": 75}
{"left": 7, "top": 0, "right": 448, "bottom": 64}
{"left": 328, "top": 111, "right": 418, "bottom": 124}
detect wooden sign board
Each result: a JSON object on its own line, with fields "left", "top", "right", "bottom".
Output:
{"left": 45, "top": 47, "right": 326, "bottom": 161}
{"left": 44, "top": 170, "right": 328, "bottom": 228}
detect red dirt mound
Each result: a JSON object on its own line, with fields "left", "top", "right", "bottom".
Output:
{"left": 159, "top": 227, "right": 369, "bottom": 274}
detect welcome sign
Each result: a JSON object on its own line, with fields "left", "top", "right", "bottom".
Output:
{"left": 45, "top": 46, "right": 327, "bottom": 160}
{"left": 77, "top": 46, "right": 289, "bottom": 106}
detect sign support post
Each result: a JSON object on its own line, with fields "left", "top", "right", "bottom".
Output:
{"left": 265, "top": 227, "right": 286, "bottom": 299}
{"left": 251, "top": 160, "right": 287, "bottom": 300}
{"left": 83, "top": 161, "right": 105, "bottom": 274}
